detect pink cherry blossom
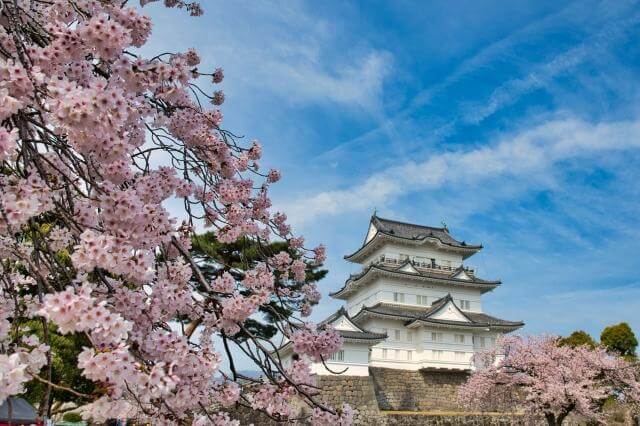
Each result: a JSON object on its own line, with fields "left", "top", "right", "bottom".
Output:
{"left": 291, "top": 326, "right": 342, "bottom": 362}
{"left": 0, "top": 0, "right": 347, "bottom": 422}
{"left": 458, "top": 335, "right": 640, "bottom": 425}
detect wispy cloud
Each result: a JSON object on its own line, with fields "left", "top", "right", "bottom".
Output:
{"left": 144, "top": 1, "right": 392, "bottom": 111}
{"left": 315, "top": 2, "right": 640, "bottom": 164}
{"left": 461, "top": 12, "right": 640, "bottom": 126}
{"left": 283, "top": 116, "right": 640, "bottom": 226}
{"left": 250, "top": 49, "right": 391, "bottom": 109}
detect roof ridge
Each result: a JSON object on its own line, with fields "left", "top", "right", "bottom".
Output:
{"left": 373, "top": 215, "right": 447, "bottom": 232}
{"left": 423, "top": 294, "right": 472, "bottom": 322}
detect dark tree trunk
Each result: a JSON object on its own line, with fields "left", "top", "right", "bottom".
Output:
{"left": 557, "top": 409, "right": 571, "bottom": 425}
{"left": 545, "top": 412, "right": 557, "bottom": 426}
{"left": 545, "top": 409, "right": 572, "bottom": 426}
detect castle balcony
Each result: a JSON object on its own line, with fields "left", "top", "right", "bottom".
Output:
{"left": 373, "top": 254, "right": 476, "bottom": 276}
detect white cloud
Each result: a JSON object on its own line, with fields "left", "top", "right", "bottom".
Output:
{"left": 461, "top": 12, "right": 640, "bottom": 125}
{"left": 315, "top": 4, "right": 640, "bottom": 163}
{"left": 143, "top": 1, "right": 392, "bottom": 111}
{"left": 283, "top": 116, "right": 640, "bottom": 226}
{"left": 253, "top": 49, "right": 391, "bottom": 109}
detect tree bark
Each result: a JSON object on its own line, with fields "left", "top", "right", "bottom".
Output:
{"left": 545, "top": 409, "right": 572, "bottom": 426}
{"left": 545, "top": 412, "right": 557, "bottom": 426}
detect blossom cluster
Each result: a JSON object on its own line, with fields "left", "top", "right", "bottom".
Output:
{"left": 291, "top": 326, "right": 343, "bottom": 362}
{"left": 0, "top": 0, "right": 346, "bottom": 423}
{"left": 0, "top": 337, "right": 49, "bottom": 404}
{"left": 458, "top": 335, "right": 640, "bottom": 423}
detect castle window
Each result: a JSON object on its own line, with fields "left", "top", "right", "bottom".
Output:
{"left": 394, "top": 329, "right": 401, "bottom": 341}
{"left": 329, "top": 350, "right": 344, "bottom": 362}
{"left": 407, "top": 331, "right": 413, "bottom": 342}
{"left": 417, "top": 295, "right": 429, "bottom": 305}
{"left": 455, "top": 334, "right": 465, "bottom": 344}
{"left": 459, "top": 300, "right": 471, "bottom": 310}
{"left": 432, "top": 350, "right": 443, "bottom": 360}
{"left": 431, "top": 332, "right": 443, "bottom": 342}
{"left": 477, "top": 337, "right": 486, "bottom": 348}
{"left": 393, "top": 292, "right": 405, "bottom": 303}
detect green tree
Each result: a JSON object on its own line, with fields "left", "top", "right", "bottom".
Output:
{"left": 600, "top": 322, "right": 638, "bottom": 358}
{"left": 558, "top": 330, "right": 596, "bottom": 348}
{"left": 21, "top": 320, "right": 97, "bottom": 410}
{"left": 189, "top": 232, "right": 328, "bottom": 341}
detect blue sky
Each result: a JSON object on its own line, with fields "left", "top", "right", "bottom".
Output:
{"left": 144, "top": 0, "right": 640, "bottom": 344}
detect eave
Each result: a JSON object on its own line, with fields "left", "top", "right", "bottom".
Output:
{"left": 344, "top": 231, "right": 482, "bottom": 263}
{"left": 404, "top": 318, "right": 523, "bottom": 332}
{"left": 330, "top": 265, "right": 500, "bottom": 300}
{"left": 351, "top": 301, "right": 524, "bottom": 333}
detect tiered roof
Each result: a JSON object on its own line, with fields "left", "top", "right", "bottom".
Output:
{"left": 351, "top": 295, "right": 523, "bottom": 332}
{"left": 345, "top": 215, "right": 483, "bottom": 262}
{"left": 274, "top": 307, "right": 386, "bottom": 356}
{"left": 320, "top": 307, "right": 388, "bottom": 342}
{"left": 331, "top": 260, "right": 500, "bottom": 299}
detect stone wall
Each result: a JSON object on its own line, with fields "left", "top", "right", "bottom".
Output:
{"left": 384, "top": 413, "right": 528, "bottom": 425}
{"left": 369, "top": 367, "right": 470, "bottom": 411}
{"left": 228, "top": 369, "right": 637, "bottom": 425}
{"left": 315, "top": 375, "right": 384, "bottom": 425}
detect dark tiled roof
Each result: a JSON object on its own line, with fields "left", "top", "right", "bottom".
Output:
{"left": 352, "top": 303, "right": 428, "bottom": 321}
{"left": 319, "top": 307, "right": 350, "bottom": 327}
{"left": 275, "top": 307, "right": 387, "bottom": 353}
{"left": 330, "top": 261, "right": 500, "bottom": 298}
{"left": 464, "top": 312, "right": 524, "bottom": 327}
{"left": 320, "top": 307, "right": 388, "bottom": 341}
{"left": 344, "top": 215, "right": 483, "bottom": 262}
{"left": 371, "top": 216, "right": 482, "bottom": 250}
{"left": 339, "top": 329, "right": 388, "bottom": 340}
{"left": 352, "top": 298, "right": 523, "bottom": 330}
{"left": 369, "top": 262, "right": 499, "bottom": 285}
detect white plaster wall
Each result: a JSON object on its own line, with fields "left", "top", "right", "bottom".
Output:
{"left": 429, "top": 301, "right": 469, "bottom": 321}
{"left": 333, "top": 316, "right": 360, "bottom": 332}
{"left": 346, "top": 277, "right": 483, "bottom": 315}
{"left": 364, "top": 223, "right": 378, "bottom": 244}
{"left": 311, "top": 342, "right": 371, "bottom": 376}
{"left": 361, "top": 242, "right": 465, "bottom": 268}
{"left": 359, "top": 319, "right": 505, "bottom": 370}
{"left": 280, "top": 321, "right": 505, "bottom": 374}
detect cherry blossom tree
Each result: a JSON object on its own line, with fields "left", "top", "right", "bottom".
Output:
{"left": 0, "top": 0, "right": 352, "bottom": 424}
{"left": 458, "top": 335, "right": 640, "bottom": 426}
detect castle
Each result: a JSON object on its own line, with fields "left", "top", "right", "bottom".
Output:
{"left": 280, "top": 215, "right": 523, "bottom": 376}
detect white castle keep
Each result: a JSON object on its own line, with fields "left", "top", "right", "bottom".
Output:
{"left": 280, "top": 215, "right": 523, "bottom": 376}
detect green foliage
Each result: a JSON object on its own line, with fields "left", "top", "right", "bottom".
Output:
{"left": 558, "top": 330, "right": 596, "bottom": 348}
{"left": 21, "top": 320, "right": 96, "bottom": 406}
{"left": 190, "top": 232, "right": 328, "bottom": 341}
{"left": 62, "top": 412, "right": 83, "bottom": 422}
{"left": 600, "top": 322, "right": 638, "bottom": 358}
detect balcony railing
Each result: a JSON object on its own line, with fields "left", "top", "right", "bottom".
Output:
{"left": 374, "top": 255, "right": 475, "bottom": 275}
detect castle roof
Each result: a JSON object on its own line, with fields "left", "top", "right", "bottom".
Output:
{"left": 345, "top": 215, "right": 482, "bottom": 262}
{"left": 351, "top": 296, "right": 523, "bottom": 332}
{"left": 330, "top": 261, "right": 500, "bottom": 299}
{"left": 321, "top": 307, "right": 387, "bottom": 342}
{"left": 274, "top": 307, "right": 386, "bottom": 356}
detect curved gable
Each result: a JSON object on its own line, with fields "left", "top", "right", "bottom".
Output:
{"left": 428, "top": 300, "right": 470, "bottom": 322}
